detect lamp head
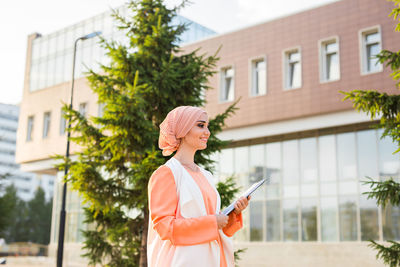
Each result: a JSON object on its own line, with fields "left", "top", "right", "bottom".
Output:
{"left": 81, "top": 31, "right": 102, "bottom": 40}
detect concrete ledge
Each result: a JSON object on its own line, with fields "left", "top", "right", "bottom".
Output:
{"left": 235, "top": 242, "right": 386, "bottom": 267}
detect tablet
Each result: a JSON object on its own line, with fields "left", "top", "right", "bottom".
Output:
{"left": 221, "top": 178, "right": 269, "bottom": 216}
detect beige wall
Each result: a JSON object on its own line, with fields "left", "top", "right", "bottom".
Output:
{"left": 235, "top": 242, "right": 386, "bottom": 267}
{"left": 16, "top": 59, "right": 99, "bottom": 168}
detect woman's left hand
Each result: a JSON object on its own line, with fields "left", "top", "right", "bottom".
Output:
{"left": 234, "top": 196, "right": 251, "bottom": 215}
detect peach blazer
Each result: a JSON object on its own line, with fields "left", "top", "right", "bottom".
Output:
{"left": 147, "top": 157, "right": 242, "bottom": 267}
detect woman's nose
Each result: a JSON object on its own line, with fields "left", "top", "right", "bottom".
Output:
{"left": 205, "top": 127, "right": 210, "bottom": 136}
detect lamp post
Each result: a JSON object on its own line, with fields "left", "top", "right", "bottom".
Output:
{"left": 57, "top": 31, "right": 101, "bottom": 267}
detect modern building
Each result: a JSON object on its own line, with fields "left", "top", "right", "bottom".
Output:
{"left": 16, "top": 5, "right": 216, "bottom": 265}
{"left": 0, "top": 103, "right": 54, "bottom": 201}
{"left": 16, "top": 0, "right": 400, "bottom": 266}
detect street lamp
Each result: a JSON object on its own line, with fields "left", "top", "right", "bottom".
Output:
{"left": 57, "top": 31, "right": 101, "bottom": 267}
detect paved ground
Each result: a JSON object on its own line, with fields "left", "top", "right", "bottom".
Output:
{"left": 1, "top": 256, "right": 86, "bottom": 267}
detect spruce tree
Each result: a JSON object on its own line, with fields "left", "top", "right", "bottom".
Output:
{"left": 27, "top": 187, "right": 52, "bottom": 244}
{"left": 0, "top": 183, "right": 17, "bottom": 240}
{"left": 342, "top": 1, "right": 400, "bottom": 266}
{"left": 58, "top": 0, "right": 239, "bottom": 266}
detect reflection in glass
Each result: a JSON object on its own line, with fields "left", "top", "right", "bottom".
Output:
{"left": 250, "top": 145, "right": 265, "bottom": 201}
{"left": 266, "top": 142, "right": 281, "bottom": 199}
{"left": 63, "top": 50, "right": 73, "bottom": 82}
{"left": 320, "top": 182, "right": 337, "bottom": 196}
{"left": 234, "top": 146, "right": 249, "bottom": 187}
{"left": 266, "top": 200, "right": 281, "bottom": 241}
{"left": 287, "top": 51, "right": 301, "bottom": 88}
{"left": 56, "top": 30, "right": 66, "bottom": 53}
{"left": 249, "top": 145, "right": 265, "bottom": 181}
{"left": 48, "top": 35, "right": 57, "bottom": 56}
{"left": 38, "top": 61, "right": 47, "bottom": 89}
{"left": 40, "top": 37, "right": 48, "bottom": 59}
{"left": 325, "top": 42, "right": 339, "bottom": 81}
{"left": 337, "top": 132, "right": 356, "bottom": 180}
{"left": 46, "top": 57, "right": 56, "bottom": 87}
{"left": 383, "top": 204, "right": 400, "bottom": 240}
{"left": 319, "top": 135, "right": 336, "bottom": 182}
{"left": 221, "top": 67, "right": 234, "bottom": 101}
{"left": 365, "top": 31, "right": 381, "bottom": 72}
{"left": 66, "top": 212, "right": 78, "bottom": 242}
{"left": 77, "top": 211, "right": 86, "bottom": 242}
{"left": 283, "top": 140, "right": 299, "bottom": 184}
{"left": 75, "top": 47, "right": 84, "bottom": 79}
{"left": 321, "top": 197, "right": 338, "bottom": 241}
{"left": 29, "top": 64, "right": 39, "bottom": 91}
{"left": 250, "top": 201, "right": 263, "bottom": 241}
{"left": 339, "top": 196, "right": 358, "bottom": 241}
{"left": 54, "top": 53, "right": 65, "bottom": 84}
{"left": 301, "top": 184, "right": 317, "bottom": 197}
{"left": 32, "top": 39, "right": 41, "bottom": 61}
{"left": 338, "top": 181, "right": 358, "bottom": 195}
{"left": 220, "top": 149, "right": 234, "bottom": 179}
{"left": 357, "top": 130, "right": 378, "bottom": 180}
{"left": 360, "top": 195, "right": 379, "bottom": 240}
{"left": 283, "top": 199, "right": 298, "bottom": 241}
{"left": 301, "top": 198, "right": 317, "bottom": 241}
{"left": 252, "top": 60, "right": 266, "bottom": 95}
{"left": 300, "top": 138, "right": 317, "bottom": 183}
{"left": 215, "top": 130, "right": 400, "bottom": 243}
{"left": 378, "top": 130, "right": 400, "bottom": 181}
{"left": 209, "top": 152, "right": 220, "bottom": 177}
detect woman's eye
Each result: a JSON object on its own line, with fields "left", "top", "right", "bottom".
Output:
{"left": 198, "top": 124, "right": 204, "bottom": 128}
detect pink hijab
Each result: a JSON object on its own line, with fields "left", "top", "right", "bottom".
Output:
{"left": 159, "top": 106, "right": 207, "bottom": 156}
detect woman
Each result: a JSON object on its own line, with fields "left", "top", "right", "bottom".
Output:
{"left": 147, "top": 106, "right": 250, "bottom": 267}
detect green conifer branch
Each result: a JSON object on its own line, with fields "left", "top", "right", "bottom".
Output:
{"left": 369, "top": 240, "right": 400, "bottom": 267}
{"left": 363, "top": 177, "right": 400, "bottom": 208}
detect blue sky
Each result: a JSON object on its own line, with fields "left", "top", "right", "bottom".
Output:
{"left": 0, "top": 0, "right": 339, "bottom": 105}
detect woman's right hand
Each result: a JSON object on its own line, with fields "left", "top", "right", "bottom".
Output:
{"left": 215, "top": 214, "right": 229, "bottom": 229}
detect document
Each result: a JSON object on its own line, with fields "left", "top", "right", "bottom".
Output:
{"left": 221, "top": 178, "right": 269, "bottom": 216}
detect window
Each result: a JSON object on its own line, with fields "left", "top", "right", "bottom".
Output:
{"left": 60, "top": 109, "right": 66, "bottom": 135}
{"left": 79, "top": 102, "right": 88, "bottom": 117}
{"left": 284, "top": 49, "right": 301, "bottom": 89}
{"left": 220, "top": 67, "right": 234, "bottom": 102}
{"left": 98, "top": 102, "right": 105, "bottom": 118}
{"left": 26, "top": 116, "right": 34, "bottom": 141}
{"left": 360, "top": 27, "right": 382, "bottom": 74}
{"left": 320, "top": 38, "right": 340, "bottom": 82}
{"left": 250, "top": 58, "right": 266, "bottom": 96}
{"left": 43, "top": 112, "right": 51, "bottom": 138}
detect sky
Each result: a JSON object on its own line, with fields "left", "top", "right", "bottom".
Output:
{"left": 0, "top": 0, "right": 339, "bottom": 105}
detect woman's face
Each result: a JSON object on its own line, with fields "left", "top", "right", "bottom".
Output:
{"left": 181, "top": 113, "right": 210, "bottom": 151}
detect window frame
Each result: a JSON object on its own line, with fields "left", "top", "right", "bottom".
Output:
{"left": 249, "top": 55, "right": 267, "bottom": 97}
{"left": 283, "top": 47, "right": 302, "bottom": 90}
{"left": 26, "top": 115, "right": 34, "bottom": 142}
{"left": 60, "top": 108, "right": 66, "bottom": 135}
{"left": 359, "top": 25, "right": 383, "bottom": 75}
{"left": 219, "top": 65, "right": 235, "bottom": 103}
{"left": 42, "top": 111, "right": 51, "bottom": 139}
{"left": 319, "top": 36, "right": 341, "bottom": 83}
{"left": 79, "top": 102, "right": 88, "bottom": 117}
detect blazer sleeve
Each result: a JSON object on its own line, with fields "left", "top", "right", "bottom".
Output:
{"left": 148, "top": 166, "right": 219, "bottom": 246}
{"left": 223, "top": 212, "right": 243, "bottom": 237}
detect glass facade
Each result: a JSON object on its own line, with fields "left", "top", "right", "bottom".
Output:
{"left": 214, "top": 129, "right": 400, "bottom": 242}
{"left": 29, "top": 8, "right": 216, "bottom": 92}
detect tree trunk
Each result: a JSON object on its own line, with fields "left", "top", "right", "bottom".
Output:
{"left": 139, "top": 209, "right": 149, "bottom": 267}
